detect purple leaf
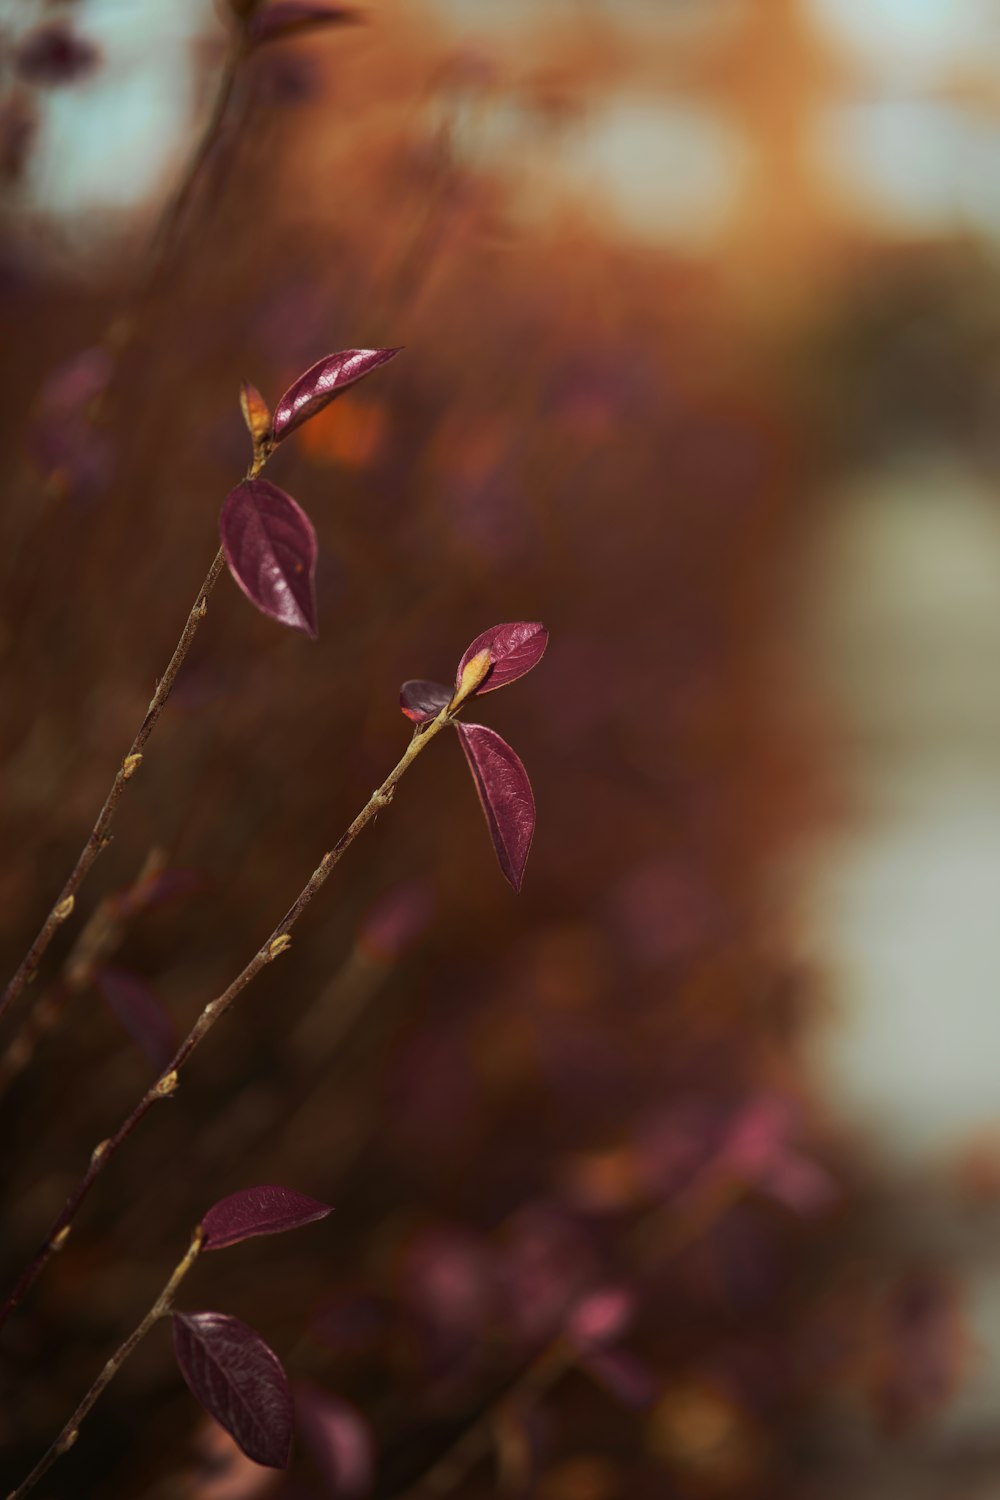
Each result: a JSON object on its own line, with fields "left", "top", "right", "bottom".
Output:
{"left": 399, "top": 679, "right": 452, "bottom": 725}
{"left": 95, "top": 967, "right": 176, "bottom": 1071}
{"left": 202, "top": 1185, "right": 333, "bottom": 1251}
{"left": 455, "top": 622, "right": 548, "bottom": 696}
{"left": 297, "top": 1383, "right": 374, "bottom": 1497}
{"left": 220, "top": 478, "right": 318, "bottom": 637}
{"left": 173, "top": 1311, "right": 293, "bottom": 1469}
{"left": 248, "top": 3, "right": 361, "bottom": 45}
{"left": 272, "top": 348, "right": 400, "bottom": 441}
{"left": 15, "top": 24, "right": 100, "bottom": 86}
{"left": 456, "top": 724, "right": 535, "bottom": 892}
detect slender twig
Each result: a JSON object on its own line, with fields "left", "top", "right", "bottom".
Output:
{"left": 0, "top": 848, "right": 167, "bottom": 1096}
{"left": 0, "top": 654, "right": 490, "bottom": 1336}
{"left": 6, "top": 1227, "right": 204, "bottom": 1500}
{"left": 0, "top": 549, "right": 226, "bottom": 1027}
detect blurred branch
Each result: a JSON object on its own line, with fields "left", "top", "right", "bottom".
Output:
{"left": 0, "top": 654, "right": 491, "bottom": 1336}
{"left": 0, "top": 15, "right": 255, "bottom": 1026}
{"left": 0, "top": 848, "right": 166, "bottom": 1097}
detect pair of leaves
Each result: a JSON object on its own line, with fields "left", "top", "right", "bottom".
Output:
{"left": 400, "top": 622, "right": 548, "bottom": 892}
{"left": 172, "top": 1187, "right": 332, "bottom": 1468}
{"left": 223, "top": 349, "right": 400, "bottom": 637}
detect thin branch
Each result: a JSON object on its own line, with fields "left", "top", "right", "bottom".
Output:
{"left": 0, "top": 654, "right": 490, "bottom": 1336}
{"left": 0, "top": 549, "right": 226, "bottom": 1027}
{"left": 6, "top": 1227, "right": 204, "bottom": 1500}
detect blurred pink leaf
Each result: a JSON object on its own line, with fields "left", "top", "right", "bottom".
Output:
{"left": 296, "top": 1383, "right": 374, "bottom": 1497}
{"left": 271, "top": 348, "right": 400, "bottom": 442}
{"left": 567, "top": 1287, "right": 633, "bottom": 1352}
{"left": 201, "top": 1186, "right": 332, "bottom": 1251}
{"left": 399, "top": 680, "right": 451, "bottom": 725}
{"left": 248, "top": 3, "right": 361, "bottom": 45}
{"left": 358, "top": 880, "right": 436, "bottom": 961}
{"left": 173, "top": 1312, "right": 293, "bottom": 1469}
{"left": 455, "top": 622, "right": 548, "bottom": 696}
{"left": 95, "top": 967, "right": 176, "bottom": 1071}
{"left": 220, "top": 478, "right": 318, "bottom": 637}
{"left": 456, "top": 723, "right": 535, "bottom": 892}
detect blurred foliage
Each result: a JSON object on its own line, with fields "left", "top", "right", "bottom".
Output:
{"left": 0, "top": 2, "right": 986, "bottom": 1497}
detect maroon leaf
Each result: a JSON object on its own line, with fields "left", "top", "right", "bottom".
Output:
{"left": 297, "top": 1383, "right": 374, "bottom": 1497}
{"left": 202, "top": 1185, "right": 333, "bottom": 1251}
{"left": 399, "top": 679, "right": 452, "bottom": 725}
{"left": 456, "top": 724, "right": 536, "bottom": 892}
{"left": 248, "top": 2, "right": 361, "bottom": 44}
{"left": 95, "top": 967, "right": 176, "bottom": 1071}
{"left": 173, "top": 1311, "right": 293, "bottom": 1469}
{"left": 455, "top": 622, "right": 548, "bottom": 696}
{"left": 271, "top": 348, "right": 400, "bottom": 441}
{"left": 220, "top": 479, "right": 318, "bottom": 637}
{"left": 15, "top": 24, "right": 100, "bottom": 86}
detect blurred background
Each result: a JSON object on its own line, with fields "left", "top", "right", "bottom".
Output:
{"left": 3, "top": 0, "right": 1000, "bottom": 1495}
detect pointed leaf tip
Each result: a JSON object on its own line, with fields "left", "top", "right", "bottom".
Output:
{"left": 173, "top": 1311, "right": 293, "bottom": 1468}
{"left": 399, "top": 679, "right": 452, "bottom": 725}
{"left": 455, "top": 622, "right": 548, "bottom": 696}
{"left": 272, "top": 348, "right": 401, "bottom": 441}
{"left": 201, "top": 1185, "right": 333, "bottom": 1251}
{"left": 220, "top": 478, "right": 318, "bottom": 637}
{"left": 457, "top": 723, "right": 536, "bottom": 891}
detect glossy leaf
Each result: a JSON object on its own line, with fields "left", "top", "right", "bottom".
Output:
{"left": 248, "top": 2, "right": 360, "bottom": 44}
{"left": 239, "top": 380, "right": 272, "bottom": 446}
{"left": 456, "top": 724, "right": 535, "bottom": 892}
{"left": 173, "top": 1311, "right": 293, "bottom": 1469}
{"left": 271, "top": 348, "right": 400, "bottom": 441}
{"left": 202, "top": 1185, "right": 333, "bottom": 1251}
{"left": 95, "top": 967, "right": 176, "bottom": 1070}
{"left": 220, "top": 479, "right": 318, "bottom": 638}
{"left": 399, "top": 679, "right": 451, "bottom": 725}
{"left": 297, "top": 1383, "right": 374, "bottom": 1497}
{"left": 455, "top": 622, "right": 548, "bottom": 696}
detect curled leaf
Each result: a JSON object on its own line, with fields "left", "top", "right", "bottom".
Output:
{"left": 399, "top": 680, "right": 451, "bottom": 725}
{"left": 248, "top": 2, "right": 361, "bottom": 44}
{"left": 173, "top": 1311, "right": 293, "bottom": 1469}
{"left": 296, "top": 1383, "right": 374, "bottom": 1497}
{"left": 240, "top": 380, "right": 272, "bottom": 448}
{"left": 456, "top": 724, "right": 536, "bottom": 892}
{"left": 220, "top": 478, "right": 318, "bottom": 637}
{"left": 95, "top": 967, "right": 176, "bottom": 1071}
{"left": 272, "top": 348, "right": 400, "bottom": 442}
{"left": 455, "top": 622, "right": 548, "bottom": 696}
{"left": 202, "top": 1185, "right": 333, "bottom": 1251}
